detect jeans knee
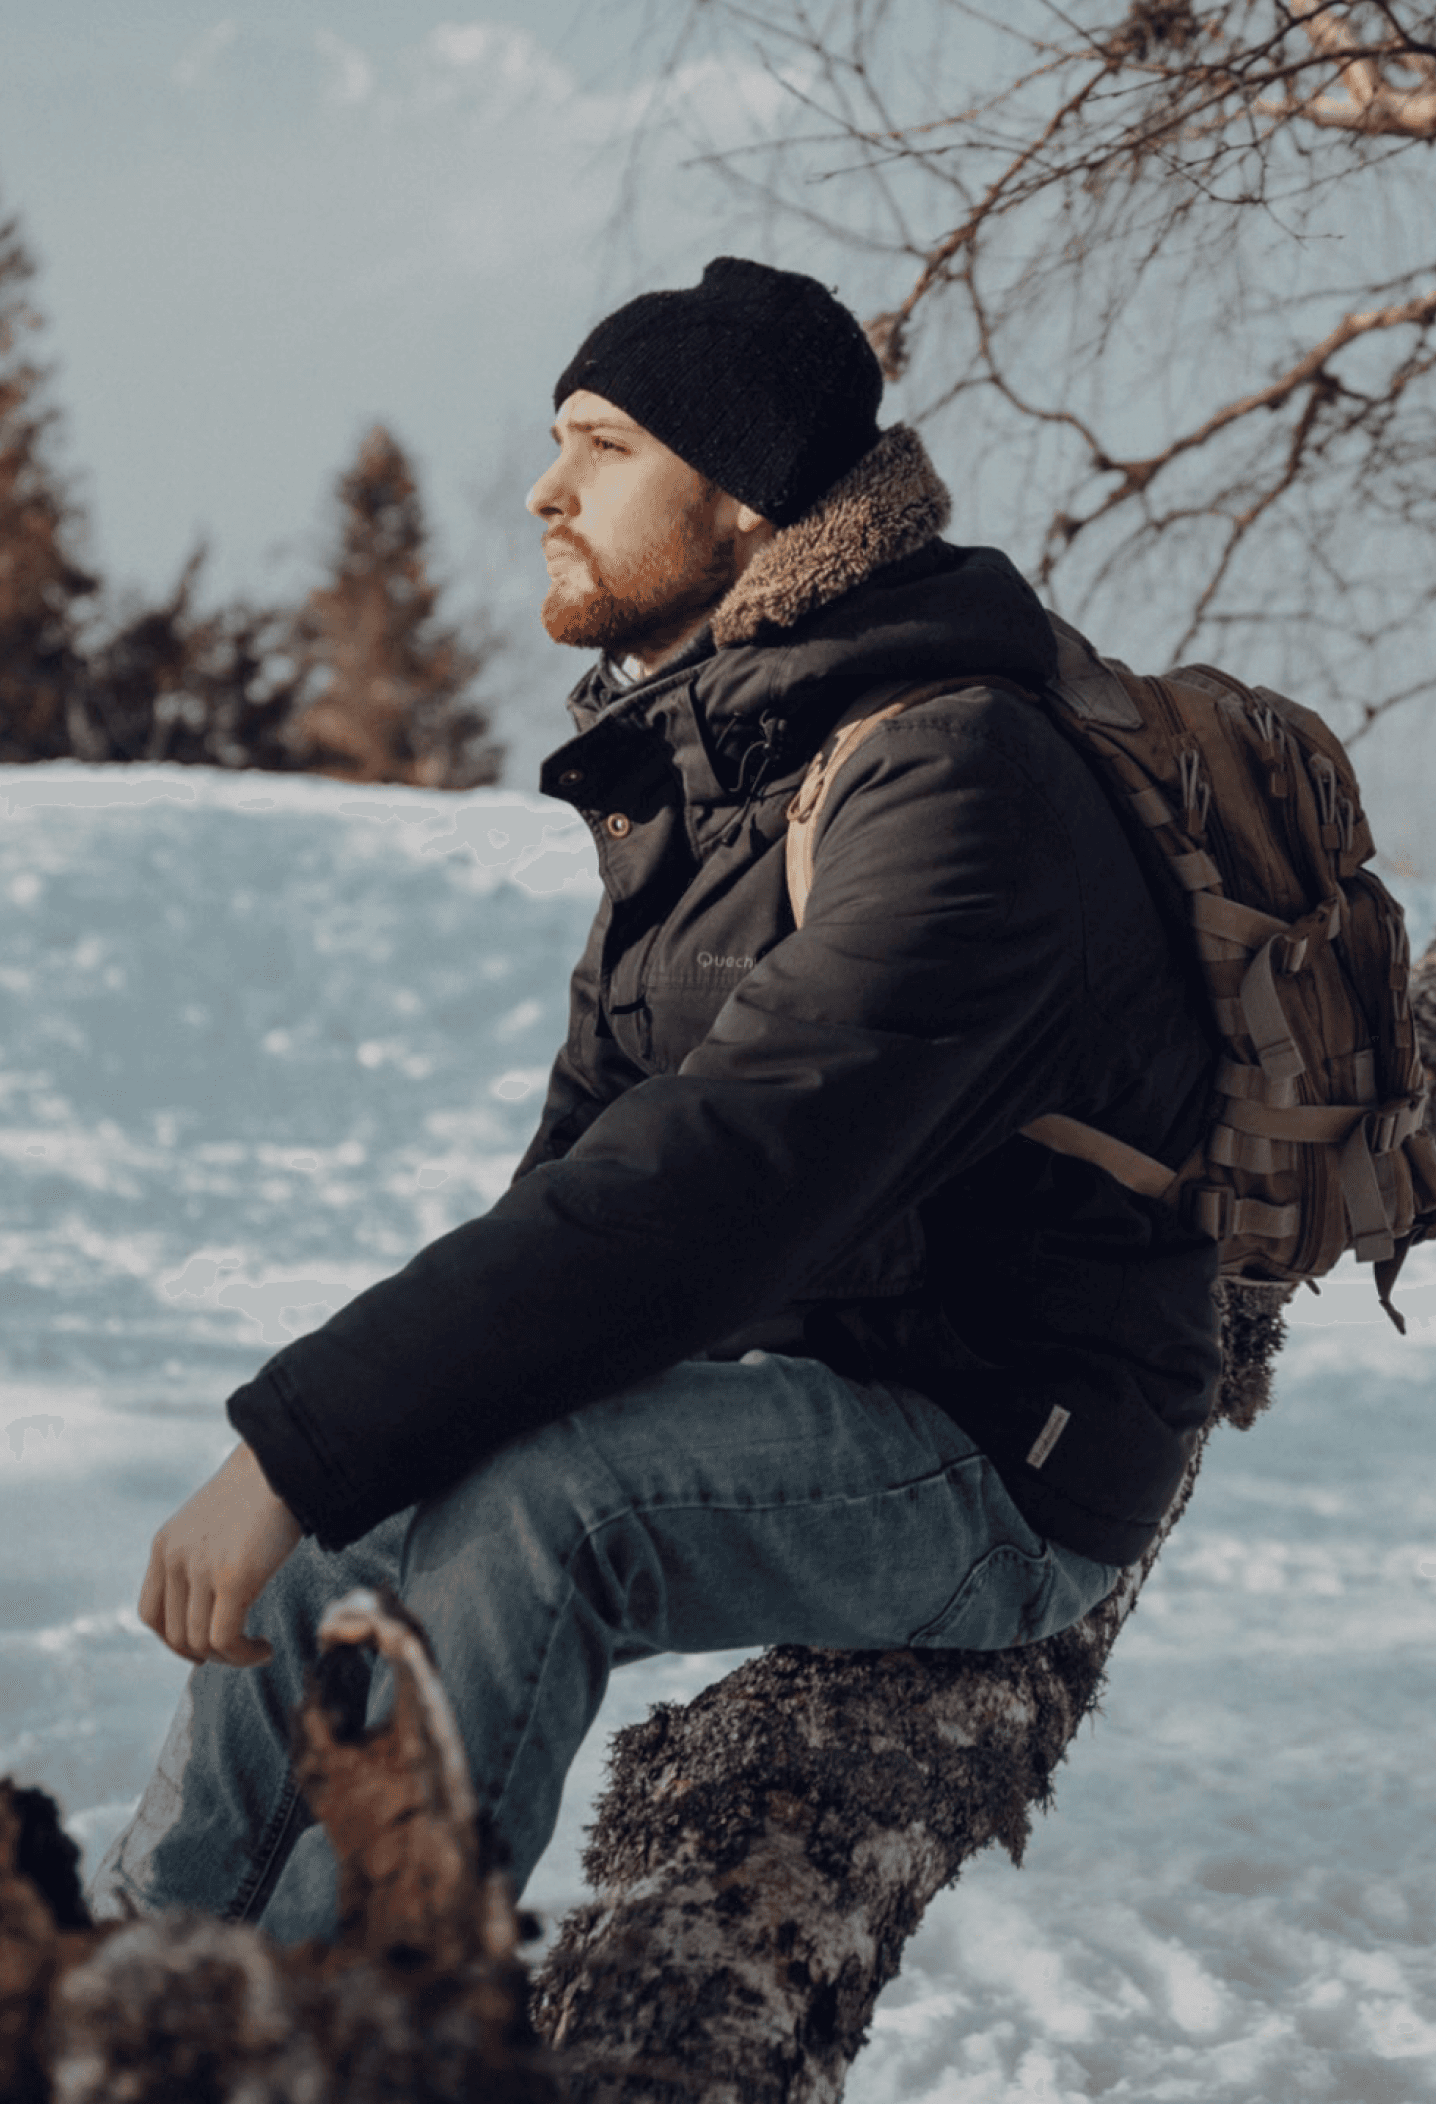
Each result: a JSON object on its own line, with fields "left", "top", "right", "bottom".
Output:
{"left": 567, "top": 1509, "right": 668, "bottom": 1641}
{"left": 403, "top": 1428, "right": 589, "bottom": 1600}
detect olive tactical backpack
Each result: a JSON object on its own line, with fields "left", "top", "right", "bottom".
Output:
{"left": 784, "top": 612, "right": 1436, "bottom": 1329}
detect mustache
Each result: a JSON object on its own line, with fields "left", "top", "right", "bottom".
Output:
{"left": 543, "top": 529, "right": 591, "bottom": 559}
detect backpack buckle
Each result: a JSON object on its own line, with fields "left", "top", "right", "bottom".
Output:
{"left": 1188, "top": 1184, "right": 1232, "bottom": 1242}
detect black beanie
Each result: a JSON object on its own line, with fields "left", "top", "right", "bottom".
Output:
{"left": 553, "top": 257, "right": 884, "bottom": 527}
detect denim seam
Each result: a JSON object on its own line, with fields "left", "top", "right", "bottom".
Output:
{"left": 487, "top": 1501, "right": 672, "bottom": 1840}
{"left": 568, "top": 1401, "right": 987, "bottom": 1525}
{"left": 487, "top": 1578, "right": 569, "bottom": 1845}
{"left": 227, "top": 1769, "right": 307, "bottom": 1925}
{"left": 558, "top": 1466, "right": 988, "bottom": 1529}
{"left": 905, "top": 1540, "right": 1047, "bottom": 1648}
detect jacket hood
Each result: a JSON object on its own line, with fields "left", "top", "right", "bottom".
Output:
{"left": 560, "top": 423, "right": 1057, "bottom": 745}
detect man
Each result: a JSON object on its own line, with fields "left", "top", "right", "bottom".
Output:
{"left": 91, "top": 258, "right": 1220, "bottom": 1941}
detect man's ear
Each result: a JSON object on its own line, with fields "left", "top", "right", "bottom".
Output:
{"left": 736, "top": 503, "right": 774, "bottom": 538}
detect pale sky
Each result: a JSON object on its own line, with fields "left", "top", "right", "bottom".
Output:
{"left": 3, "top": 5, "right": 1433, "bottom": 859}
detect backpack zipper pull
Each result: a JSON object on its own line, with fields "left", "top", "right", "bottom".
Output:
{"left": 1250, "top": 700, "right": 1290, "bottom": 797}
{"left": 1178, "top": 748, "right": 1211, "bottom": 835}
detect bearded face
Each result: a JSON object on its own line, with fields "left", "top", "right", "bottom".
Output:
{"left": 528, "top": 392, "right": 772, "bottom": 673}
{"left": 539, "top": 487, "right": 741, "bottom": 659}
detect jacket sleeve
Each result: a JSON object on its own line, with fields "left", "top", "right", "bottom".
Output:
{"left": 227, "top": 700, "right": 1094, "bottom": 1548}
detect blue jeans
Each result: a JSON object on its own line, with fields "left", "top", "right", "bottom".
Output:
{"left": 87, "top": 1352, "right": 1118, "bottom": 1944}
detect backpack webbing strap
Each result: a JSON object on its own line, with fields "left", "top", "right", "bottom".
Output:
{"left": 1190, "top": 890, "right": 1291, "bottom": 950}
{"left": 1339, "top": 1116, "right": 1414, "bottom": 1264}
{"left": 1214, "top": 1057, "right": 1301, "bottom": 1108}
{"left": 1018, "top": 1115, "right": 1177, "bottom": 1200}
{"left": 1189, "top": 1189, "right": 1301, "bottom": 1242}
{"left": 1239, "top": 937, "right": 1309, "bottom": 1087}
{"left": 1375, "top": 1241, "right": 1417, "bottom": 1335}
{"left": 1220, "top": 1099, "right": 1369, "bottom": 1143}
{"left": 784, "top": 694, "right": 921, "bottom": 921}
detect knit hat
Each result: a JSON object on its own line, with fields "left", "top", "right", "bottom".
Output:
{"left": 553, "top": 257, "right": 884, "bottom": 527}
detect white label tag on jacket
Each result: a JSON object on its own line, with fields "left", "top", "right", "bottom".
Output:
{"left": 1026, "top": 1405, "right": 1071, "bottom": 1471}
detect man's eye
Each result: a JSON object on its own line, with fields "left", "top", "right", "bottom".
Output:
{"left": 594, "top": 437, "right": 626, "bottom": 454}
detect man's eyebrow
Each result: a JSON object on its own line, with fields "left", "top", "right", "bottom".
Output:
{"left": 549, "top": 417, "right": 641, "bottom": 442}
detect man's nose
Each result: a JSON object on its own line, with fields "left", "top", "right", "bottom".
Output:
{"left": 526, "top": 458, "right": 572, "bottom": 519}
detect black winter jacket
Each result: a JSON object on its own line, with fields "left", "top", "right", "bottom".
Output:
{"left": 229, "top": 425, "right": 1221, "bottom": 1567}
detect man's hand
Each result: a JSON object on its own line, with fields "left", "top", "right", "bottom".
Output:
{"left": 139, "top": 1441, "right": 303, "bottom": 1667}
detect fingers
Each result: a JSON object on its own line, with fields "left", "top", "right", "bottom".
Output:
{"left": 137, "top": 1443, "right": 301, "bottom": 1669}
{"left": 164, "top": 1562, "right": 205, "bottom": 1666}
{"left": 139, "top": 1529, "right": 196, "bottom": 1664}
{"left": 186, "top": 1572, "right": 216, "bottom": 1661}
{"left": 138, "top": 1534, "right": 219, "bottom": 1668}
{"left": 210, "top": 1588, "right": 274, "bottom": 1669}
{"left": 137, "top": 1538, "right": 164, "bottom": 1634}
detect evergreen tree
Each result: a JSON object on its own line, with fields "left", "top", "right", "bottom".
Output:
{"left": 289, "top": 425, "right": 503, "bottom": 789}
{"left": 74, "top": 545, "right": 311, "bottom": 772}
{"left": 0, "top": 203, "right": 97, "bottom": 762}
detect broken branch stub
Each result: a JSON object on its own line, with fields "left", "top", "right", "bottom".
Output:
{"left": 20, "top": 1584, "right": 564, "bottom": 2103}
{"left": 292, "top": 1583, "right": 501, "bottom": 1974}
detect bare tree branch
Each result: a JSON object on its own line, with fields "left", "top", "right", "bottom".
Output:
{"left": 1045, "top": 280, "right": 1436, "bottom": 553}
{"left": 628, "top": 0, "right": 1436, "bottom": 732}
{"left": 1259, "top": 0, "right": 1436, "bottom": 134}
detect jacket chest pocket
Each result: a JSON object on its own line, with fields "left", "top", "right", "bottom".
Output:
{"left": 608, "top": 848, "right": 787, "bottom": 1072}
{"left": 605, "top": 964, "right": 752, "bottom": 1073}
{"left": 644, "top": 973, "right": 756, "bottom": 1071}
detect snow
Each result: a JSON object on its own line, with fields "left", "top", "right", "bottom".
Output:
{"left": 3, "top": 758, "right": 1435, "bottom": 2101}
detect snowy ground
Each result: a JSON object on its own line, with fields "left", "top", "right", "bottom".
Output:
{"left": 2, "top": 760, "right": 1435, "bottom": 2104}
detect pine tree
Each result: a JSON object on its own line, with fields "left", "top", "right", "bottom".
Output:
{"left": 288, "top": 425, "right": 503, "bottom": 789}
{"left": 76, "top": 547, "right": 310, "bottom": 773}
{"left": 0, "top": 203, "right": 97, "bottom": 762}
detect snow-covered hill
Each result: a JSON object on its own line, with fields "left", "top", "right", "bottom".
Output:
{"left": 3, "top": 761, "right": 1435, "bottom": 2102}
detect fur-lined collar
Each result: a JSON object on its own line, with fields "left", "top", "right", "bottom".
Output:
{"left": 710, "top": 424, "right": 951, "bottom": 648}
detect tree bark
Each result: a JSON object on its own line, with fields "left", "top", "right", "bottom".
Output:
{"left": 530, "top": 1279, "right": 1295, "bottom": 2102}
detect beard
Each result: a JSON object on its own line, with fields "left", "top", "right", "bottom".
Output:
{"left": 540, "top": 502, "right": 741, "bottom": 658}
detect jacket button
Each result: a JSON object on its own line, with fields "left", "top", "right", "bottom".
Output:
{"left": 559, "top": 767, "right": 584, "bottom": 786}
{"left": 605, "top": 813, "right": 631, "bottom": 838}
